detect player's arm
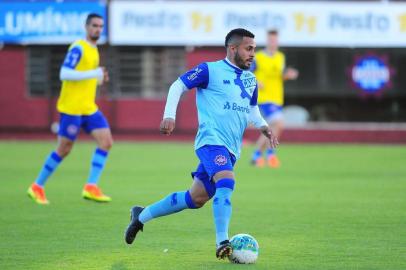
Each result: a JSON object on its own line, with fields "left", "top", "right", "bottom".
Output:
{"left": 160, "top": 63, "right": 209, "bottom": 135}
{"left": 249, "top": 106, "right": 278, "bottom": 148}
{"left": 283, "top": 67, "right": 299, "bottom": 80}
{"left": 59, "top": 46, "right": 105, "bottom": 82}
{"left": 282, "top": 55, "right": 299, "bottom": 80}
{"left": 160, "top": 79, "right": 188, "bottom": 135}
{"left": 249, "top": 84, "right": 278, "bottom": 148}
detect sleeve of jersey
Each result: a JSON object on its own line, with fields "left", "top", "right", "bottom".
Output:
{"left": 249, "top": 105, "right": 268, "bottom": 129}
{"left": 178, "top": 62, "right": 209, "bottom": 89}
{"left": 62, "top": 46, "right": 82, "bottom": 69}
{"left": 250, "top": 84, "right": 258, "bottom": 106}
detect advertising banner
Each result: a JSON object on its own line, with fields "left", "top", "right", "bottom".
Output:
{"left": 110, "top": 1, "right": 406, "bottom": 47}
{"left": 0, "top": 1, "right": 107, "bottom": 44}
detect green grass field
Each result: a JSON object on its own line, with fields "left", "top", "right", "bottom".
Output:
{"left": 0, "top": 141, "right": 405, "bottom": 270}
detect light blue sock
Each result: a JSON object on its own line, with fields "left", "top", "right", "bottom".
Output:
{"left": 35, "top": 151, "right": 62, "bottom": 187}
{"left": 213, "top": 178, "right": 235, "bottom": 245}
{"left": 266, "top": 148, "right": 275, "bottom": 158}
{"left": 139, "top": 190, "right": 196, "bottom": 224}
{"left": 87, "top": 148, "right": 108, "bottom": 185}
{"left": 251, "top": 149, "right": 262, "bottom": 161}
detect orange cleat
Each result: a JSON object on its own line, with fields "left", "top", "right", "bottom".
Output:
{"left": 27, "top": 183, "right": 49, "bottom": 205}
{"left": 82, "top": 184, "right": 111, "bottom": 202}
{"left": 267, "top": 155, "right": 280, "bottom": 168}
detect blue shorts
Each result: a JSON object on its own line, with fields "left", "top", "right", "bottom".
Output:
{"left": 191, "top": 145, "right": 237, "bottom": 198}
{"left": 58, "top": 110, "right": 109, "bottom": 141}
{"left": 259, "top": 103, "right": 283, "bottom": 123}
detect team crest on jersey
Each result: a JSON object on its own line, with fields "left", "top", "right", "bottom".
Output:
{"left": 214, "top": 155, "right": 228, "bottom": 166}
{"left": 67, "top": 125, "right": 79, "bottom": 135}
{"left": 234, "top": 72, "right": 256, "bottom": 100}
{"left": 242, "top": 76, "right": 256, "bottom": 90}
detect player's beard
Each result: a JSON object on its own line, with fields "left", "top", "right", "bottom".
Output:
{"left": 234, "top": 51, "right": 249, "bottom": 70}
{"left": 89, "top": 33, "right": 100, "bottom": 42}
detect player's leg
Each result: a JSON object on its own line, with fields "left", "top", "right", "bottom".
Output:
{"left": 266, "top": 116, "right": 283, "bottom": 168}
{"left": 82, "top": 111, "right": 112, "bottom": 202}
{"left": 191, "top": 145, "right": 236, "bottom": 258}
{"left": 139, "top": 178, "right": 210, "bottom": 223}
{"left": 251, "top": 104, "right": 272, "bottom": 167}
{"left": 124, "top": 174, "right": 212, "bottom": 244}
{"left": 252, "top": 134, "right": 268, "bottom": 167}
{"left": 212, "top": 170, "right": 235, "bottom": 259}
{"left": 28, "top": 114, "right": 80, "bottom": 204}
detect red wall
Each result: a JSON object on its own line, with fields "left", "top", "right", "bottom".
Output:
{"left": 1, "top": 47, "right": 406, "bottom": 143}
{"left": 0, "top": 47, "right": 222, "bottom": 133}
{"left": 0, "top": 47, "right": 50, "bottom": 129}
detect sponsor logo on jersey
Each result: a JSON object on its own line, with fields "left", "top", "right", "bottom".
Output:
{"left": 223, "top": 102, "right": 250, "bottom": 114}
{"left": 187, "top": 67, "right": 203, "bottom": 81}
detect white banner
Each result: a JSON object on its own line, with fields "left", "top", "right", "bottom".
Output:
{"left": 109, "top": 1, "right": 406, "bottom": 47}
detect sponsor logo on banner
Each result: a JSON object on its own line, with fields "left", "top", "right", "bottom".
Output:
{"left": 109, "top": 1, "right": 406, "bottom": 47}
{"left": 349, "top": 53, "right": 395, "bottom": 96}
{"left": 0, "top": 2, "right": 107, "bottom": 44}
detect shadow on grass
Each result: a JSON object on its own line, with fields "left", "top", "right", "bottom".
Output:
{"left": 111, "top": 261, "right": 129, "bottom": 270}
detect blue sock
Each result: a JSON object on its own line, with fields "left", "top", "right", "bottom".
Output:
{"left": 35, "top": 151, "right": 62, "bottom": 187}
{"left": 87, "top": 148, "right": 109, "bottom": 185}
{"left": 139, "top": 190, "right": 197, "bottom": 224}
{"left": 252, "top": 150, "right": 262, "bottom": 161}
{"left": 266, "top": 148, "right": 275, "bottom": 158}
{"left": 212, "top": 178, "right": 235, "bottom": 245}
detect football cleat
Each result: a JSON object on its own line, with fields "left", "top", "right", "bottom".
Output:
{"left": 267, "top": 155, "right": 280, "bottom": 168}
{"left": 251, "top": 157, "right": 265, "bottom": 168}
{"left": 124, "top": 206, "right": 145, "bottom": 244}
{"left": 216, "top": 240, "right": 233, "bottom": 259}
{"left": 82, "top": 184, "right": 112, "bottom": 202}
{"left": 27, "top": 183, "right": 49, "bottom": 205}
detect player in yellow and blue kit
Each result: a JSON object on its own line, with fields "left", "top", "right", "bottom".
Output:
{"left": 250, "top": 30, "right": 298, "bottom": 168}
{"left": 124, "top": 29, "right": 278, "bottom": 260}
{"left": 27, "top": 14, "right": 112, "bottom": 204}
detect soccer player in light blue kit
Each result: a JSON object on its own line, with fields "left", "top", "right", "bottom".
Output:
{"left": 124, "top": 29, "right": 278, "bottom": 259}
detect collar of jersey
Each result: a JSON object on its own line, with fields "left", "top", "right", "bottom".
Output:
{"left": 82, "top": 38, "right": 97, "bottom": 48}
{"left": 263, "top": 49, "right": 277, "bottom": 57}
{"left": 223, "top": 58, "right": 243, "bottom": 74}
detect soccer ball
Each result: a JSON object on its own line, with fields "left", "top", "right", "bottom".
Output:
{"left": 228, "top": 233, "right": 259, "bottom": 264}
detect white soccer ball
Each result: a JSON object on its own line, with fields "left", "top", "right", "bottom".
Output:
{"left": 228, "top": 233, "right": 259, "bottom": 264}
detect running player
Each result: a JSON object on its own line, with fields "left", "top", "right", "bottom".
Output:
{"left": 124, "top": 28, "right": 278, "bottom": 259}
{"left": 27, "top": 13, "right": 112, "bottom": 204}
{"left": 250, "top": 29, "right": 298, "bottom": 168}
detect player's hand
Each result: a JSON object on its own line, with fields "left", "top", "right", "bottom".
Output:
{"left": 101, "top": 67, "right": 109, "bottom": 83}
{"left": 284, "top": 67, "right": 299, "bottom": 80}
{"left": 160, "top": 118, "right": 176, "bottom": 136}
{"left": 260, "top": 126, "right": 279, "bottom": 149}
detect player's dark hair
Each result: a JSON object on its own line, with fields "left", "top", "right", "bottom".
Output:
{"left": 225, "top": 28, "right": 255, "bottom": 47}
{"left": 267, "top": 29, "right": 278, "bottom": 36}
{"left": 86, "top": 13, "right": 103, "bottom": 25}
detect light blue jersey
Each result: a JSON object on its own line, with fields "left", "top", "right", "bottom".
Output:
{"left": 179, "top": 59, "right": 258, "bottom": 159}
